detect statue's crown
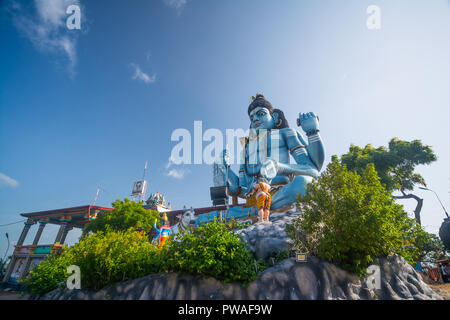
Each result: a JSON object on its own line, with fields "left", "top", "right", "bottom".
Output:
{"left": 249, "top": 94, "right": 264, "bottom": 106}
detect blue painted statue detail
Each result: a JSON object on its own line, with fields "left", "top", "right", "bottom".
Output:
{"left": 215, "top": 93, "right": 325, "bottom": 211}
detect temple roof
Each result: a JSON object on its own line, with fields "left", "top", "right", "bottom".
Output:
{"left": 20, "top": 205, "right": 113, "bottom": 228}
{"left": 146, "top": 192, "right": 169, "bottom": 207}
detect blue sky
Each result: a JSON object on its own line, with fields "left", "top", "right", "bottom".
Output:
{"left": 1, "top": 0, "right": 450, "bottom": 257}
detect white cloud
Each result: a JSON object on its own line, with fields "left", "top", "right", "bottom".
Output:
{"left": 166, "top": 169, "right": 188, "bottom": 179}
{"left": 130, "top": 63, "right": 156, "bottom": 84}
{"left": 165, "top": 158, "right": 173, "bottom": 170}
{"left": 6, "top": 0, "right": 81, "bottom": 75}
{"left": 163, "top": 0, "right": 187, "bottom": 13}
{"left": 0, "top": 173, "right": 19, "bottom": 188}
{"left": 165, "top": 157, "right": 188, "bottom": 179}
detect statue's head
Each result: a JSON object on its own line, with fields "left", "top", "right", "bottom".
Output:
{"left": 248, "top": 94, "right": 289, "bottom": 130}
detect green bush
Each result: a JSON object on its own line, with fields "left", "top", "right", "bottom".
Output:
{"left": 286, "top": 156, "right": 419, "bottom": 276}
{"left": 22, "top": 249, "right": 73, "bottom": 295}
{"left": 24, "top": 219, "right": 258, "bottom": 295}
{"left": 24, "top": 230, "right": 164, "bottom": 293}
{"left": 166, "top": 219, "right": 258, "bottom": 283}
{"left": 83, "top": 198, "right": 161, "bottom": 234}
{"left": 68, "top": 230, "right": 166, "bottom": 290}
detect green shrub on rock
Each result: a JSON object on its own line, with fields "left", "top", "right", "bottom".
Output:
{"left": 286, "top": 156, "right": 419, "bottom": 276}
{"left": 24, "top": 230, "right": 164, "bottom": 293}
{"left": 166, "top": 218, "right": 258, "bottom": 283}
{"left": 67, "top": 230, "right": 165, "bottom": 290}
{"left": 24, "top": 218, "right": 258, "bottom": 295}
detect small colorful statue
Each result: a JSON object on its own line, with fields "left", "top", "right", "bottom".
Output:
{"left": 152, "top": 212, "right": 172, "bottom": 247}
{"left": 252, "top": 177, "right": 272, "bottom": 222}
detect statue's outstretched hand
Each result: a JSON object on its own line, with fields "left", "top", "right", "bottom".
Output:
{"left": 260, "top": 159, "right": 277, "bottom": 181}
{"left": 298, "top": 112, "right": 319, "bottom": 134}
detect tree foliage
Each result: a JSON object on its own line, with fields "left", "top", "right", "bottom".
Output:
{"left": 83, "top": 198, "right": 161, "bottom": 234}
{"left": 286, "top": 156, "right": 420, "bottom": 276}
{"left": 414, "top": 228, "right": 449, "bottom": 263}
{"left": 340, "top": 138, "right": 437, "bottom": 225}
{"left": 341, "top": 138, "right": 436, "bottom": 192}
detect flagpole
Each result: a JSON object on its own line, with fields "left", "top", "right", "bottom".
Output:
{"left": 141, "top": 161, "right": 148, "bottom": 202}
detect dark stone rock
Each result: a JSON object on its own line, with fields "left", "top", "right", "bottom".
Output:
{"left": 139, "top": 285, "right": 151, "bottom": 300}
{"left": 295, "top": 265, "right": 318, "bottom": 300}
{"left": 235, "top": 210, "right": 299, "bottom": 263}
{"left": 413, "top": 293, "right": 430, "bottom": 300}
{"left": 254, "top": 237, "right": 288, "bottom": 261}
{"left": 392, "top": 276, "right": 413, "bottom": 299}
{"left": 383, "top": 279, "right": 401, "bottom": 300}
{"left": 39, "top": 255, "right": 443, "bottom": 300}
{"left": 404, "top": 280, "right": 419, "bottom": 296}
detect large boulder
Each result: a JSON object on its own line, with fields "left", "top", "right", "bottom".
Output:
{"left": 234, "top": 209, "right": 299, "bottom": 263}
{"left": 39, "top": 255, "right": 442, "bottom": 300}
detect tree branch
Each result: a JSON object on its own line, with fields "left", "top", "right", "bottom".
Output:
{"left": 394, "top": 193, "right": 423, "bottom": 225}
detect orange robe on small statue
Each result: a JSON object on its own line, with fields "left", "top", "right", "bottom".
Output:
{"left": 253, "top": 181, "right": 271, "bottom": 222}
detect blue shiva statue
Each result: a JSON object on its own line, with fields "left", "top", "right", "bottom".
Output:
{"left": 198, "top": 94, "right": 325, "bottom": 226}
{"left": 218, "top": 93, "right": 324, "bottom": 210}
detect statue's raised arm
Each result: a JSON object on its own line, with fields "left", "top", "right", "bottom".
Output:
{"left": 297, "top": 112, "right": 325, "bottom": 171}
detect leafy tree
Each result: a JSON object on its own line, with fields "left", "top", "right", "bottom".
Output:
{"left": 83, "top": 198, "right": 161, "bottom": 234}
{"left": 414, "top": 228, "right": 449, "bottom": 263}
{"left": 286, "top": 156, "right": 420, "bottom": 276}
{"left": 340, "top": 138, "right": 437, "bottom": 225}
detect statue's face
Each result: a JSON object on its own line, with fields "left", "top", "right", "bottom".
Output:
{"left": 249, "top": 107, "right": 275, "bottom": 130}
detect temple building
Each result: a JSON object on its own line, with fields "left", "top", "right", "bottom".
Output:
{"left": 143, "top": 192, "right": 172, "bottom": 213}
{"left": 2, "top": 205, "right": 113, "bottom": 283}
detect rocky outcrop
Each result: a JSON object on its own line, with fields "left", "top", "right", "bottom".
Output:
{"left": 40, "top": 255, "right": 442, "bottom": 300}
{"left": 235, "top": 209, "right": 299, "bottom": 263}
